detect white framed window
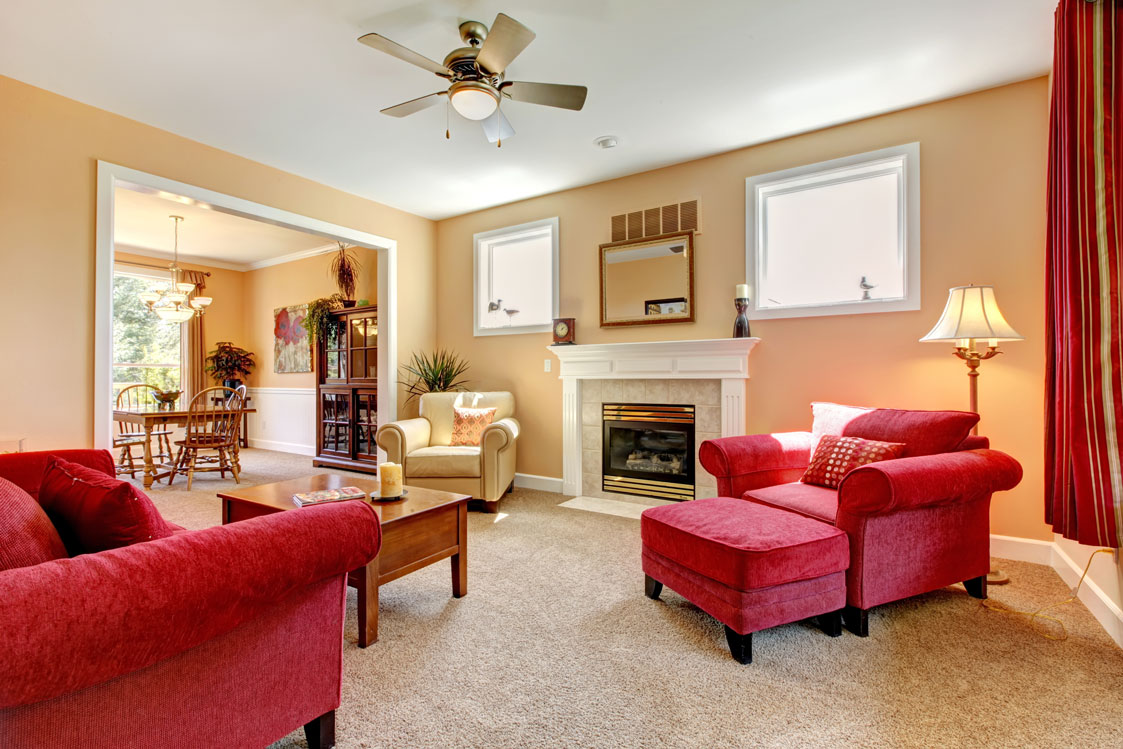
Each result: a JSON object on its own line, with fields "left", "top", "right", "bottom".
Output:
{"left": 745, "top": 142, "right": 920, "bottom": 319}
{"left": 473, "top": 217, "right": 559, "bottom": 336}
{"left": 111, "top": 265, "right": 183, "bottom": 397}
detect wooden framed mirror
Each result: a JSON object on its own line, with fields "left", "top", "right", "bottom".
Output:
{"left": 599, "top": 231, "right": 695, "bottom": 327}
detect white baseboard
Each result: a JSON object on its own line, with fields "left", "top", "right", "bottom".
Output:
{"left": 247, "top": 438, "right": 315, "bottom": 456}
{"left": 515, "top": 472, "right": 564, "bottom": 493}
{"left": 989, "top": 534, "right": 1055, "bottom": 565}
{"left": 990, "top": 533, "right": 1123, "bottom": 648}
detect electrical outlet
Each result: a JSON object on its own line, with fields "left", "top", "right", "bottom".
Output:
{"left": 544, "top": 359, "right": 552, "bottom": 372}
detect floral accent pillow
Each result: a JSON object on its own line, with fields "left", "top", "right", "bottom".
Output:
{"left": 450, "top": 406, "right": 497, "bottom": 446}
{"left": 800, "top": 435, "right": 905, "bottom": 489}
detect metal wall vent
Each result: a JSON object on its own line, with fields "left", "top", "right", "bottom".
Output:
{"left": 611, "top": 199, "right": 699, "bottom": 242}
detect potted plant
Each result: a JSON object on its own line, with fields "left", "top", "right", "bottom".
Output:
{"left": 399, "top": 349, "right": 471, "bottom": 402}
{"left": 331, "top": 243, "right": 361, "bottom": 307}
{"left": 302, "top": 294, "right": 345, "bottom": 342}
{"left": 204, "top": 342, "right": 256, "bottom": 389}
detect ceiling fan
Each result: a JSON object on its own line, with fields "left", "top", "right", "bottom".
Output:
{"left": 358, "top": 13, "right": 588, "bottom": 145}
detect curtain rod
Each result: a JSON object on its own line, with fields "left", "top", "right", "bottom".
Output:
{"left": 117, "top": 259, "right": 211, "bottom": 277}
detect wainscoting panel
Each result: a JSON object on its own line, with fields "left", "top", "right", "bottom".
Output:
{"left": 245, "top": 387, "right": 317, "bottom": 456}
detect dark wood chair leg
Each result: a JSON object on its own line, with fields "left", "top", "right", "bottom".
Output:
{"left": 964, "top": 574, "right": 988, "bottom": 600}
{"left": 304, "top": 710, "right": 335, "bottom": 749}
{"left": 724, "top": 625, "right": 752, "bottom": 664}
{"left": 843, "top": 606, "right": 869, "bottom": 637}
{"left": 644, "top": 574, "right": 663, "bottom": 600}
{"left": 818, "top": 609, "right": 843, "bottom": 637}
{"left": 482, "top": 500, "right": 499, "bottom": 513}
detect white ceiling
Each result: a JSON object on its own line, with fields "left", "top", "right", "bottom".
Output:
{"left": 1, "top": 0, "right": 1055, "bottom": 220}
{"left": 114, "top": 187, "right": 330, "bottom": 270}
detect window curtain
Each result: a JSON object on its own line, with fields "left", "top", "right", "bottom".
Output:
{"left": 1045, "top": 0, "right": 1123, "bottom": 548}
{"left": 180, "top": 271, "right": 208, "bottom": 405}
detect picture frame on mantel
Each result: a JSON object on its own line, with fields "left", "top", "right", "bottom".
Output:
{"left": 599, "top": 231, "right": 696, "bottom": 328}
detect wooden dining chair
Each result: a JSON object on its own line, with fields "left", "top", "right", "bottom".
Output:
{"left": 115, "top": 384, "right": 174, "bottom": 478}
{"left": 167, "top": 386, "right": 244, "bottom": 489}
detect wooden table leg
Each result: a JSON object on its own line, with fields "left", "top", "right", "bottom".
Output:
{"left": 232, "top": 434, "right": 243, "bottom": 474}
{"left": 357, "top": 558, "right": 380, "bottom": 647}
{"left": 451, "top": 501, "right": 467, "bottom": 598}
{"left": 141, "top": 424, "right": 156, "bottom": 489}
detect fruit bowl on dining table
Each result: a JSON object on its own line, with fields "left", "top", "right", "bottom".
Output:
{"left": 151, "top": 390, "right": 181, "bottom": 409}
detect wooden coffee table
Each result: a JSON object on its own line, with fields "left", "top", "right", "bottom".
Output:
{"left": 218, "top": 474, "right": 470, "bottom": 647}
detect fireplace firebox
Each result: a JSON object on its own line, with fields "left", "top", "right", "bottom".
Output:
{"left": 602, "top": 403, "right": 695, "bottom": 501}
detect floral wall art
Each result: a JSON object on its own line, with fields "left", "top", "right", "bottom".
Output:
{"left": 274, "top": 304, "right": 311, "bottom": 374}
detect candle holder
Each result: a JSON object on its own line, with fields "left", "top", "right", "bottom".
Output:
{"left": 733, "top": 297, "right": 751, "bottom": 338}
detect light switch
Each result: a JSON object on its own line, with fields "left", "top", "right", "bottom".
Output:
{"left": 544, "top": 359, "right": 552, "bottom": 372}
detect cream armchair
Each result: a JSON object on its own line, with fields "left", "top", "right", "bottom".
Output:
{"left": 376, "top": 391, "right": 519, "bottom": 512}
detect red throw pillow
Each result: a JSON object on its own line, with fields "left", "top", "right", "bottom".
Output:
{"left": 450, "top": 406, "right": 497, "bottom": 446}
{"left": 38, "top": 456, "right": 174, "bottom": 555}
{"left": 800, "top": 435, "right": 905, "bottom": 489}
{"left": 0, "top": 477, "right": 69, "bottom": 571}
{"left": 810, "top": 402, "right": 979, "bottom": 457}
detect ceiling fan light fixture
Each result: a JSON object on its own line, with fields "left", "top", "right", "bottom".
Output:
{"left": 449, "top": 81, "right": 499, "bottom": 121}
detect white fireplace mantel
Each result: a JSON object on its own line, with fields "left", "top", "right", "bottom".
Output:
{"left": 549, "top": 338, "right": 761, "bottom": 496}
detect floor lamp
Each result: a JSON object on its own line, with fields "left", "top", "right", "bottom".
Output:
{"left": 921, "top": 284, "right": 1023, "bottom": 585}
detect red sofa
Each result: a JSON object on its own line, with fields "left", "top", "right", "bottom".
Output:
{"left": 0, "top": 449, "right": 381, "bottom": 749}
{"left": 699, "top": 403, "right": 1023, "bottom": 635}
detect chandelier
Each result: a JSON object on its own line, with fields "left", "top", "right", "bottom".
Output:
{"left": 137, "top": 215, "right": 212, "bottom": 322}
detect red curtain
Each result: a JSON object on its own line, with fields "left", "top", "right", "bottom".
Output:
{"left": 1045, "top": 0, "right": 1123, "bottom": 547}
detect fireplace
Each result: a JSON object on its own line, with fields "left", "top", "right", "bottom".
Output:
{"left": 602, "top": 403, "right": 695, "bottom": 501}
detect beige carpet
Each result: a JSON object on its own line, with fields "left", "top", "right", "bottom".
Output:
{"left": 135, "top": 449, "right": 1123, "bottom": 748}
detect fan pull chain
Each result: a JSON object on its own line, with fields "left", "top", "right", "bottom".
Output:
{"left": 445, "top": 100, "right": 450, "bottom": 140}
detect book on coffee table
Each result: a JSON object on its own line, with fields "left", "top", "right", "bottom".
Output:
{"left": 293, "top": 486, "right": 367, "bottom": 506}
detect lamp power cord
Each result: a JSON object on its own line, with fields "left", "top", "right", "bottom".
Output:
{"left": 980, "top": 548, "right": 1114, "bottom": 640}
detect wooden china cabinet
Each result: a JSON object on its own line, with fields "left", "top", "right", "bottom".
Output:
{"left": 313, "top": 304, "right": 379, "bottom": 474}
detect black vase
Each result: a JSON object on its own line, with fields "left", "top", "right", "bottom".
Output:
{"left": 733, "top": 298, "right": 751, "bottom": 338}
{"left": 223, "top": 378, "right": 243, "bottom": 390}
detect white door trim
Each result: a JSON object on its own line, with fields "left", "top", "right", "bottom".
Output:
{"left": 94, "top": 161, "right": 399, "bottom": 451}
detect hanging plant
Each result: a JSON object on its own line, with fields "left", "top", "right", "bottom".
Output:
{"left": 302, "top": 294, "right": 345, "bottom": 342}
{"left": 399, "top": 349, "right": 471, "bottom": 402}
{"left": 331, "top": 243, "right": 361, "bottom": 303}
{"left": 204, "top": 342, "right": 255, "bottom": 385}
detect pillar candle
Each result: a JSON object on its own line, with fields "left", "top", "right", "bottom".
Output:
{"left": 735, "top": 283, "right": 749, "bottom": 299}
{"left": 380, "top": 462, "right": 403, "bottom": 497}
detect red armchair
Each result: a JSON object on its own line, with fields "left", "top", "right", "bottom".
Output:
{"left": 0, "top": 449, "right": 381, "bottom": 749}
{"left": 699, "top": 404, "right": 1023, "bottom": 635}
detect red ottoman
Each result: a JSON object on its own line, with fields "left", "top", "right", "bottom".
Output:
{"left": 641, "top": 497, "right": 849, "bottom": 663}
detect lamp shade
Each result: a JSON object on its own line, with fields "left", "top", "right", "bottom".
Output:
{"left": 920, "top": 285, "right": 1023, "bottom": 343}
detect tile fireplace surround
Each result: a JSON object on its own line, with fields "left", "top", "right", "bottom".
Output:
{"left": 548, "top": 338, "right": 761, "bottom": 499}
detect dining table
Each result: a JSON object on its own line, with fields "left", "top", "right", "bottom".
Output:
{"left": 113, "top": 405, "right": 256, "bottom": 488}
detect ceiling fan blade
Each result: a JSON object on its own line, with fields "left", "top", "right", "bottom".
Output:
{"left": 380, "top": 92, "right": 447, "bottom": 118}
{"left": 481, "top": 108, "right": 516, "bottom": 144}
{"left": 500, "top": 81, "right": 587, "bottom": 111}
{"left": 358, "top": 33, "right": 452, "bottom": 76}
{"left": 476, "top": 13, "right": 536, "bottom": 73}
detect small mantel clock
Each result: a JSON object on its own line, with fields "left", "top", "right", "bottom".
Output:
{"left": 552, "top": 318, "right": 576, "bottom": 345}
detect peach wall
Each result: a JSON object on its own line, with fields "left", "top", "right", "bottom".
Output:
{"left": 0, "top": 74, "right": 435, "bottom": 449}
{"left": 435, "top": 77, "right": 1051, "bottom": 541}
{"left": 244, "top": 248, "right": 378, "bottom": 389}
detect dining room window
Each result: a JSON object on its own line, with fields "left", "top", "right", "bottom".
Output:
{"left": 112, "top": 268, "right": 182, "bottom": 398}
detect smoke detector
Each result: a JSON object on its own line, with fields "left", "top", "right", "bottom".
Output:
{"left": 594, "top": 135, "right": 619, "bottom": 149}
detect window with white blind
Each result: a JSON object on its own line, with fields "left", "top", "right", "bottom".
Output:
{"left": 745, "top": 143, "right": 920, "bottom": 319}
{"left": 473, "top": 217, "right": 559, "bottom": 336}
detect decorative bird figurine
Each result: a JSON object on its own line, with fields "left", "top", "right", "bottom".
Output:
{"left": 503, "top": 308, "right": 520, "bottom": 325}
{"left": 487, "top": 299, "right": 503, "bottom": 313}
{"left": 859, "top": 276, "right": 876, "bottom": 301}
